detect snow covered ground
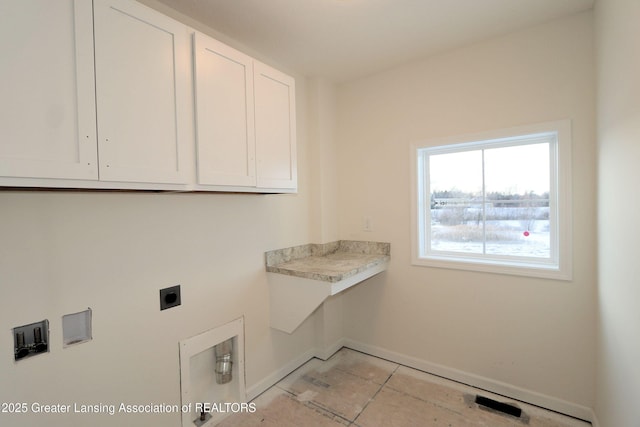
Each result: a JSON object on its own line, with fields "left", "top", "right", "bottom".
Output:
{"left": 430, "top": 219, "right": 550, "bottom": 258}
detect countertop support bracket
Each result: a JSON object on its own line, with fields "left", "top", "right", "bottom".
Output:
{"left": 265, "top": 241, "right": 390, "bottom": 334}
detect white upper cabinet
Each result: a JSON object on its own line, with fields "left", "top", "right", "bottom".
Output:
{"left": 93, "top": 0, "right": 190, "bottom": 184}
{"left": 254, "top": 62, "right": 297, "bottom": 191}
{"left": 0, "top": 0, "right": 98, "bottom": 181}
{"left": 0, "top": 0, "right": 296, "bottom": 192}
{"left": 193, "top": 33, "right": 297, "bottom": 192}
{"left": 193, "top": 33, "right": 256, "bottom": 187}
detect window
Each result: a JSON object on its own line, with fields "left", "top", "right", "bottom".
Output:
{"left": 411, "top": 121, "right": 572, "bottom": 280}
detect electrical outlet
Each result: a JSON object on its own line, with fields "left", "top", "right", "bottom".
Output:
{"left": 160, "top": 285, "right": 181, "bottom": 311}
{"left": 13, "top": 320, "right": 49, "bottom": 361}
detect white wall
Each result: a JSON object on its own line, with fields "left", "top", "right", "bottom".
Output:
{"left": 306, "top": 78, "right": 344, "bottom": 357}
{"left": 0, "top": 5, "right": 334, "bottom": 427}
{"left": 307, "top": 78, "right": 339, "bottom": 244}
{"left": 0, "top": 191, "right": 316, "bottom": 426}
{"left": 595, "top": 0, "right": 640, "bottom": 425}
{"left": 336, "top": 11, "right": 597, "bottom": 416}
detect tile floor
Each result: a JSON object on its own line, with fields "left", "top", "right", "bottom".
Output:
{"left": 217, "top": 348, "right": 591, "bottom": 427}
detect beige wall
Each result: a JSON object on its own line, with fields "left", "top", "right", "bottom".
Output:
{"left": 336, "top": 11, "right": 597, "bottom": 415}
{"left": 595, "top": 0, "right": 640, "bottom": 425}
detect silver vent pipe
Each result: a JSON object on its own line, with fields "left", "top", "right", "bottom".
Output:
{"left": 214, "top": 338, "right": 233, "bottom": 384}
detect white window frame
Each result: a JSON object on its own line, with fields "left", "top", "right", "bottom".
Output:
{"left": 410, "top": 120, "right": 572, "bottom": 280}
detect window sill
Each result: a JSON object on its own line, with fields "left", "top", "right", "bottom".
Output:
{"left": 412, "top": 255, "right": 571, "bottom": 281}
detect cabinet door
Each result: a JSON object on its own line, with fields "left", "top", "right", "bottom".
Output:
{"left": 0, "top": 0, "right": 98, "bottom": 181}
{"left": 193, "top": 33, "right": 256, "bottom": 187}
{"left": 254, "top": 62, "right": 297, "bottom": 190}
{"left": 93, "top": 0, "right": 190, "bottom": 184}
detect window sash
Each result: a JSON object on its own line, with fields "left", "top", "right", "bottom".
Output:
{"left": 411, "top": 120, "right": 572, "bottom": 280}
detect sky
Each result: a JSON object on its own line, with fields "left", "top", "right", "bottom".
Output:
{"left": 428, "top": 142, "right": 550, "bottom": 196}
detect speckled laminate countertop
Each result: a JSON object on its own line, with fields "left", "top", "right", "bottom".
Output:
{"left": 265, "top": 241, "right": 390, "bottom": 283}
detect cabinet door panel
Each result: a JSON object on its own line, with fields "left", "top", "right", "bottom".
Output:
{"left": 94, "top": 0, "right": 189, "bottom": 184}
{"left": 254, "top": 62, "right": 297, "bottom": 190}
{"left": 193, "top": 33, "right": 256, "bottom": 186}
{"left": 0, "top": 0, "right": 97, "bottom": 180}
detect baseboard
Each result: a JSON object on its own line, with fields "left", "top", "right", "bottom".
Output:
{"left": 314, "top": 337, "right": 347, "bottom": 361}
{"left": 342, "top": 338, "right": 595, "bottom": 424}
{"left": 245, "top": 338, "right": 597, "bottom": 425}
{"left": 245, "top": 338, "right": 346, "bottom": 401}
{"left": 245, "top": 347, "right": 317, "bottom": 401}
